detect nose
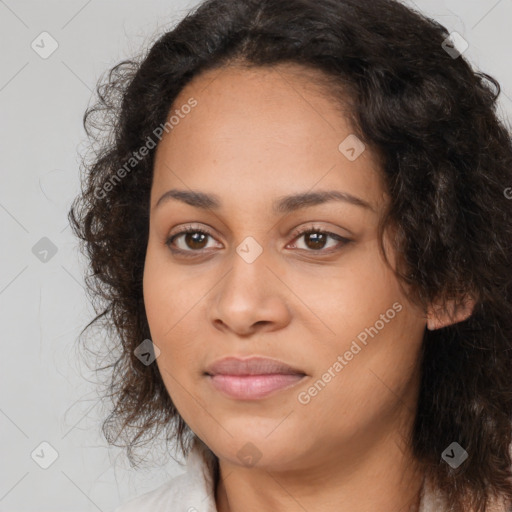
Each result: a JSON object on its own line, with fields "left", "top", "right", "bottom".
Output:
{"left": 208, "top": 247, "right": 291, "bottom": 337}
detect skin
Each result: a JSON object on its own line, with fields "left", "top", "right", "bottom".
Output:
{"left": 143, "top": 63, "right": 473, "bottom": 512}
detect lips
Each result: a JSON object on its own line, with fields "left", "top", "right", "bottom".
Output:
{"left": 204, "top": 356, "right": 307, "bottom": 400}
{"left": 205, "top": 356, "right": 306, "bottom": 377}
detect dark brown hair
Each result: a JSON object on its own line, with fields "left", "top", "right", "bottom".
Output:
{"left": 68, "top": 0, "right": 512, "bottom": 510}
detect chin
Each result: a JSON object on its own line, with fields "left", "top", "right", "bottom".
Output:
{"left": 207, "top": 431, "right": 305, "bottom": 470}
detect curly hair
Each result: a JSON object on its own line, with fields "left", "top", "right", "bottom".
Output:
{"left": 68, "top": 0, "right": 512, "bottom": 509}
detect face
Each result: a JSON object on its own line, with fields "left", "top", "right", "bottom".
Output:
{"left": 143, "top": 64, "right": 428, "bottom": 471}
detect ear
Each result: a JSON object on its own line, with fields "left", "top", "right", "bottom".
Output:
{"left": 426, "top": 294, "right": 476, "bottom": 331}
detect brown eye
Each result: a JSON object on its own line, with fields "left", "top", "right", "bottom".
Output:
{"left": 288, "top": 227, "right": 350, "bottom": 253}
{"left": 302, "top": 231, "right": 329, "bottom": 250}
{"left": 181, "top": 231, "right": 209, "bottom": 250}
{"left": 165, "top": 227, "right": 218, "bottom": 255}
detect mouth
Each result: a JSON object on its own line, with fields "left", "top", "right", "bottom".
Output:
{"left": 204, "top": 356, "right": 307, "bottom": 400}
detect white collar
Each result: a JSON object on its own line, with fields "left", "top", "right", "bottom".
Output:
{"left": 114, "top": 438, "right": 217, "bottom": 512}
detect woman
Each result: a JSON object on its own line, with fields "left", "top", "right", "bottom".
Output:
{"left": 68, "top": 0, "right": 512, "bottom": 510}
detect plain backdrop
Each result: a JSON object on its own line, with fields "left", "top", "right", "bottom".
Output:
{"left": 1, "top": 0, "right": 511, "bottom": 510}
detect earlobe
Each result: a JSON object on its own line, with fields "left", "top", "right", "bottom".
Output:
{"left": 426, "top": 295, "right": 476, "bottom": 331}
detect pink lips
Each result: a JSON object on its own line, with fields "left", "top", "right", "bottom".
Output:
{"left": 205, "top": 356, "right": 306, "bottom": 400}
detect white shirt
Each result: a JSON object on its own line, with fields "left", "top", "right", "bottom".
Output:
{"left": 113, "top": 438, "right": 507, "bottom": 512}
{"left": 113, "top": 438, "right": 218, "bottom": 512}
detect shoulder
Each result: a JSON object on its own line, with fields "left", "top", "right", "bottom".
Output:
{"left": 112, "top": 471, "right": 190, "bottom": 512}
{"left": 112, "top": 438, "right": 218, "bottom": 512}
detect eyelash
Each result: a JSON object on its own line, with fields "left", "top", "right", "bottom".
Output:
{"left": 165, "top": 224, "right": 351, "bottom": 258}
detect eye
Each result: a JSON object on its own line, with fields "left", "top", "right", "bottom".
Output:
{"left": 287, "top": 225, "right": 351, "bottom": 253}
{"left": 165, "top": 224, "right": 220, "bottom": 256}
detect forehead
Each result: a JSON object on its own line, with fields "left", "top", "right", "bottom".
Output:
{"left": 165, "top": 63, "right": 353, "bottom": 147}
{"left": 152, "top": 64, "right": 387, "bottom": 213}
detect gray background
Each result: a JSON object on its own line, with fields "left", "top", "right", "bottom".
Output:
{"left": 1, "top": 1, "right": 511, "bottom": 510}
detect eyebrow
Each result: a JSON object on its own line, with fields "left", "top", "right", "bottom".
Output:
{"left": 154, "top": 188, "right": 374, "bottom": 214}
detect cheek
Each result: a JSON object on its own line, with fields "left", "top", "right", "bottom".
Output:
{"left": 303, "top": 239, "right": 403, "bottom": 336}
{"left": 295, "top": 313, "right": 424, "bottom": 445}
{"left": 143, "top": 244, "right": 197, "bottom": 340}
{"left": 143, "top": 248, "right": 195, "bottom": 381}
{"left": 144, "top": 278, "right": 205, "bottom": 427}
{"left": 143, "top": 245, "right": 166, "bottom": 329}
{"left": 294, "top": 243, "right": 424, "bottom": 426}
